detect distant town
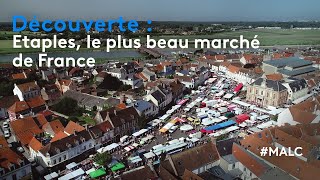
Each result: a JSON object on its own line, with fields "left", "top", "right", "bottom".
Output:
{"left": 0, "top": 21, "right": 320, "bottom": 180}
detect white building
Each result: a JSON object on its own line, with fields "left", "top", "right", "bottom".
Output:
{"left": 282, "top": 79, "right": 309, "bottom": 102}
{"left": 13, "top": 81, "right": 41, "bottom": 101}
{"left": 133, "top": 100, "right": 158, "bottom": 118}
{"left": 145, "top": 84, "right": 172, "bottom": 110}
{"left": 32, "top": 130, "right": 95, "bottom": 168}
{"left": 277, "top": 95, "right": 320, "bottom": 126}
{"left": 0, "top": 139, "right": 32, "bottom": 180}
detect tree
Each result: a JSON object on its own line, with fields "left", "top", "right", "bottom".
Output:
{"left": 98, "top": 74, "right": 123, "bottom": 91}
{"left": 0, "top": 78, "right": 14, "bottom": 96}
{"left": 52, "top": 97, "right": 85, "bottom": 116}
{"left": 137, "top": 115, "right": 148, "bottom": 129}
{"left": 118, "top": 84, "right": 132, "bottom": 92}
{"left": 272, "top": 115, "right": 278, "bottom": 122}
{"left": 93, "top": 152, "right": 112, "bottom": 166}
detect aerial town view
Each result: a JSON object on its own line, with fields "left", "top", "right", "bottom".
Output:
{"left": 1, "top": 0, "right": 320, "bottom": 180}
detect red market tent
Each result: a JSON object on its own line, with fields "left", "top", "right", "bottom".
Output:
{"left": 234, "top": 83, "right": 243, "bottom": 93}
{"left": 200, "top": 102, "right": 206, "bottom": 108}
{"left": 177, "top": 99, "right": 188, "bottom": 105}
{"left": 200, "top": 129, "right": 214, "bottom": 134}
{"left": 236, "top": 114, "right": 249, "bottom": 124}
{"left": 174, "top": 117, "right": 187, "bottom": 123}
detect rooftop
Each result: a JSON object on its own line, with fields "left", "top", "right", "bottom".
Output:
{"left": 264, "top": 57, "right": 313, "bottom": 68}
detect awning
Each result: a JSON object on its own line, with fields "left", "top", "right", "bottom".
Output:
{"left": 174, "top": 117, "right": 187, "bottom": 123}
{"left": 129, "top": 156, "right": 143, "bottom": 164}
{"left": 257, "top": 115, "right": 270, "bottom": 120}
{"left": 124, "top": 146, "right": 135, "bottom": 152}
{"left": 111, "top": 163, "right": 125, "bottom": 172}
{"left": 132, "top": 129, "right": 148, "bottom": 137}
{"left": 177, "top": 99, "right": 188, "bottom": 105}
{"left": 66, "top": 162, "right": 77, "bottom": 170}
{"left": 120, "top": 135, "right": 129, "bottom": 142}
{"left": 223, "top": 93, "right": 233, "bottom": 99}
{"left": 201, "top": 128, "right": 214, "bottom": 134}
{"left": 159, "top": 119, "right": 178, "bottom": 133}
{"left": 97, "top": 143, "right": 119, "bottom": 153}
{"left": 202, "top": 118, "right": 215, "bottom": 126}
{"left": 180, "top": 124, "right": 194, "bottom": 131}
{"left": 44, "top": 172, "right": 58, "bottom": 180}
{"left": 231, "top": 99, "right": 251, "bottom": 107}
{"left": 85, "top": 168, "right": 96, "bottom": 175}
{"left": 89, "top": 168, "right": 106, "bottom": 178}
{"left": 143, "top": 152, "right": 156, "bottom": 159}
{"left": 234, "top": 83, "right": 243, "bottom": 93}
{"left": 58, "top": 168, "right": 85, "bottom": 180}
{"left": 147, "top": 119, "right": 161, "bottom": 127}
{"left": 236, "top": 114, "right": 250, "bottom": 124}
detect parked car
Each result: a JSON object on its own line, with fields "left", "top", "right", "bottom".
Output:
{"left": 4, "top": 130, "right": 10, "bottom": 138}
{"left": 3, "top": 122, "right": 9, "bottom": 129}
{"left": 169, "top": 125, "right": 178, "bottom": 133}
{"left": 17, "top": 147, "right": 25, "bottom": 153}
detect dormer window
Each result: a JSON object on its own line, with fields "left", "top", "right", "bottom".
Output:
{"left": 81, "top": 137, "right": 85, "bottom": 143}
{"left": 66, "top": 143, "right": 72, "bottom": 148}
{"left": 55, "top": 148, "right": 60, "bottom": 154}
{"left": 9, "top": 163, "right": 15, "bottom": 171}
{"left": 74, "top": 140, "right": 79, "bottom": 145}
{"left": 18, "top": 159, "right": 24, "bottom": 167}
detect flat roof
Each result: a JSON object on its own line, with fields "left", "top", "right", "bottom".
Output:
{"left": 263, "top": 57, "right": 313, "bottom": 68}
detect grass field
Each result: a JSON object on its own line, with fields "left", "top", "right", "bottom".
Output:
{"left": 139, "top": 29, "right": 320, "bottom": 46}
{"left": 1, "top": 29, "right": 320, "bottom": 54}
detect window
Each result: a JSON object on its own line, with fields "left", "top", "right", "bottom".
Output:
{"left": 22, "top": 169, "right": 27, "bottom": 176}
{"left": 232, "top": 164, "right": 235, "bottom": 169}
{"left": 59, "top": 157, "right": 62, "bottom": 162}
{"left": 53, "top": 159, "right": 56, "bottom": 164}
{"left": 12, "top": 174, "right": 17, "bottom": 180}
{"left": 258, "top": 133, "right": 262, "bottom": 138}
{"left": 64, "top": 155, "right": 67, "bottom": 160}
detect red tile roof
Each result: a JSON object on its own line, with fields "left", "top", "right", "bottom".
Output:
{"left": 12, "top": 72, "right": 27, "bottom": 80}
{"left": 43, "top": 119, "right": 64, "bottom": 135}
{"left": 28, "top": 137, "right": 43, "bottom": 151}
{"left": 35, "top": 114, "right": 48, "bottom": 127}
{"left": 64, "top": 121, "right": 85, "bottom": 135}
{"left": 0, "top": 135, "right": 9, "bottom": 148}
{"left": 10, "top": 116, "right": 43, "bottom": 145}
{"left": 117, "top": 103, "right": 127, "bottom": 110}
{"left": 7, "top": 101, "right": 30, "bottom": 113}
{"left": 266, "top": 73, "right": 283, "bottom": 81}
{"left": 0, "top": 147, "right": 24, "bottom": 171}
{"left": 232, "top": 143, "right": 267, "bottom": 177}
{"left": 135, "top": 72, "right": 148, "bottom": 81}
{"left": 96, "top": 121, "right": 113, "bottom": 133}
{"left": 227, "top": 65, "right": 240, "bottom": 73}
{"left": 16, "top": 81, "right": 40, "bottom": 93}
{"left": 0, "top": 95, "right": 19, "bottom": 109}
{"left": 240, "top": 125, "right": 320, "bottom": 180}
{"left": 50, "top": 131, "right": 68, "bottom": 142}
{"left": 58, "top": 79, "right": 72, "bottom": 86}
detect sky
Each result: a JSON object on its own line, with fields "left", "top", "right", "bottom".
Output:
{"left": 0, "top": 0, "right": 320, "bottom": 22}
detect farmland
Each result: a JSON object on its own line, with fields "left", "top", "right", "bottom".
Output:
{"left": 0, "top": 29, "right": 320, "bottom": 54}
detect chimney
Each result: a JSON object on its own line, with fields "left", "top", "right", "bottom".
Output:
{"left": 314, "top": 104, "right": 318, "bottom": 114}
{"left": 114, "top": 109, "right": 117, "bottom": 116}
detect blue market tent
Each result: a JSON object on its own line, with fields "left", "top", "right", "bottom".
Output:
{"left": 204, "top": 120, "right": 236, "bottom": 131}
